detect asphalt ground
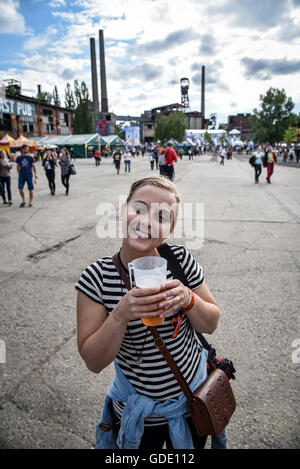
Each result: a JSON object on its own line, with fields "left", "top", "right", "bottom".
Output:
{"left": 0, "top": 152, "right": 299, "bottom": 449}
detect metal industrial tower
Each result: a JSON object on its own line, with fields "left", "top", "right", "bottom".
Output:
{"left": 180, "top": 78, "right": 190, "bottom": 112}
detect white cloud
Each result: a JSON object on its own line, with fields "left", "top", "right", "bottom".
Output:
{"left": 2, "top": 0, "right": 300, "bottom": 120}
{"left": 49, "top": 0, "right": 66, "bottom": 7}
{"left": 23, "top": 26, "right": 57, "bottom": 51}
{"left": 0, "top": 0, "right": 25, "bottom": 34}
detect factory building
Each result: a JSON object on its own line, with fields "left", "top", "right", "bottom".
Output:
{"left": 0, "top": 80, "right": 74, "bottom": 140}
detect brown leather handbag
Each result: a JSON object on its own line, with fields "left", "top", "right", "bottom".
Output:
{"left": 148, "top": 326, "right": 236, "bottom": 437}
{"left": 112, "top": 250, "right": 236, "bottom": 438}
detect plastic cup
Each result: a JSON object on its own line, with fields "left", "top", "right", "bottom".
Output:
{"left": 128, "top": 256, "right": 167, "bottom": 326}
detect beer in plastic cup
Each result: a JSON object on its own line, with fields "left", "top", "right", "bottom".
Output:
{"left": 128, "top": 256, "right": 167, "bottom": 326}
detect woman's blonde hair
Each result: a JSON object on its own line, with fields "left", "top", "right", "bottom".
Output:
{"left": 126, "top": 176, "right": 180, "bottom": 204}
{"left": 126, "top": 176, "right": 180, "bottom": 231}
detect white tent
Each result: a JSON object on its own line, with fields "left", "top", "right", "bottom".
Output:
{"left": 228, "top": 129, "right": 240, "bottom": 135}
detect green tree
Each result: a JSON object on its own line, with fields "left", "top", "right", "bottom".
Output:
{"left": 220, "top": 132, "right": 227, "bottom": 145}
{"left": 250, "top": 87, "right": 296, "bottom": 144}
{"left": 37, "top": 90, "right": 52, "bottom": 104}
{"left": 52, "top": 85, "right": 61, "bottom": 106}
{"left": 154, "top": 112, "right": 186, "bottom": 143}
{"left": 64, "top": 82, "right": 75, "bottom": 109}
{"left": 203, "top": 131, "right": 211, "bottom": 144}
{"left": 114, "top": 122, "right": 125, "bottom": 139}
{"left": 72, "top": 80, "right": 94, "bottom": 134}
{"left": 283, "top": 126, "right": 298, "bottom": 144}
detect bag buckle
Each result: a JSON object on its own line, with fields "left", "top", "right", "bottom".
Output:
{"left": 154, "top": 337, "right": 165, "bottom": 349}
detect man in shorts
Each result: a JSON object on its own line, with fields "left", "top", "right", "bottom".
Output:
{"left": 16, "top": 145, "right": 38, "bottom": 207}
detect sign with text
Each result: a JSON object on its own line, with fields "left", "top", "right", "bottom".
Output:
{"left": 0, "top": 97, "right": 35, "bottom": 117}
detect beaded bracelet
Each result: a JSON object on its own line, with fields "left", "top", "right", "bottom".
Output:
{"left": 181, "top": 289, "right": 195, "bottom": 312}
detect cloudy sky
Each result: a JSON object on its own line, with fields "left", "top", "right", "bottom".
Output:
{"left": 0, "top": 0, "right": 300, "bottom": 124}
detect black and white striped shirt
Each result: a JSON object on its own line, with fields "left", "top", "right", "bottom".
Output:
{"left": 75, "top": 244, "right": 204, "bottom": 425}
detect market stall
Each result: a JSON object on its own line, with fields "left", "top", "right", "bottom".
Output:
{"left": 58, "top": 134, "right": 101, "bottom": 158}
{"left": 0, "top": 134, "right": 18, "bottom": 155}
{"left": 101, "top": 135, "right": 125, "bottom": 150}
{"left": 15, "top": 135, "right": 38, "bottom": 148}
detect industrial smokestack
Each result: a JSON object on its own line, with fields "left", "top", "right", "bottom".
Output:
{"left": 99, "top": 29, "right": 108, "bottom": 113}
{"left": 90, "top": 37, "right": 99, "bottom": 115}
{"left": 201, "top": 65, "right": 205, "bottom": 127}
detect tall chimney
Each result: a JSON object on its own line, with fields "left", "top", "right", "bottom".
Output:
{"left": 90, "top": 37, "right": 99, "bottom": 115}
{"left": 201, "top": 65, "right": 205, "bottom": 127}
{"left": 99, "top": 29, "right": 108, "bottom": 113}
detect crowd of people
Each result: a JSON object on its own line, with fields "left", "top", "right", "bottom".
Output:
{"left": 1, "top": 139, "right": 299, "bottom": 208}
{"left": 0, "top": 144, "right": 75, "bottom": 207}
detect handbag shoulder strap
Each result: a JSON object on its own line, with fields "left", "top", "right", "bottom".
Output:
{"left": 111, "top": 252, "right": 194, "bottom": 403}
{"left": 157, "top": 243, "right": 214, "bottom": 354}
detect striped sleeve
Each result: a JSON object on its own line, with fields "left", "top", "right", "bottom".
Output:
{"left": 75, "top": 261, "right": 104, "bottom": 305}
{"left": 172, "top": 245, "right": 204, "bottom": 289}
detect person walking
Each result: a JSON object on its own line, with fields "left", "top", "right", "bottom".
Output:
{"left": 295, "top": 145, "right": 300, "bottom": 164}
{"left": 94, "top": 148, "right": 101, "bottom": 166}
{"left": 158, "top": 149, "right": 166, "bottom": 176}
{"left": 124, "top": 149, "right": 132, "bottom": 173}
{"left": 264, "top": 145, "right": 276, "bottom": 184}
{"left": 219, "top": 147, "right": 225, "bottom": 165}
{"left": 16, "top": 145, "right": 37, "bottom": 207}
{"left": 75, "top": 175, "right": 221, "bottom": 450}
{"left": 289, "top": 147, "right": 295, "bottom": 163}
{"left": 149, "top": 151, "right": 155, "bottom": 170}
{"left": 252, "top": 145, "right": 264, "bottom": 183}
{"left": 113, "top": 149, "right": 122, "bottom": 175}
{"left": 42, "top": 149, "right": 57, "bottom": 195}
{"left": 59, "top": 147, "right": 72, "bottom": 195}
{"left": 161, "top": 141, "right": 178, "bottom": 181}
{"left": 153, "top": 147, "right": 159, "bottom": 169}
{"left": 0, "top": 149, "right": 13, "bottom": 205}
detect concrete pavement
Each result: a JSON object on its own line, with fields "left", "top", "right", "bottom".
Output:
{"left": 0, "top": 153, "right": 299, "bottom": 448}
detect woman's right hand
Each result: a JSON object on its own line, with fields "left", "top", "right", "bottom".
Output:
{"left": 113, "top": 287, "right": 168, "bottom": 324}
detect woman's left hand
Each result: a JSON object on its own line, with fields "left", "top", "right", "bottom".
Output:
{"left": 158, "top": 279, "right": 190, "bottom": 317}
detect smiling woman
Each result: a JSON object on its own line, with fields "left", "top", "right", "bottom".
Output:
{"left": 75, "top": 175, "right": 221, "bottom": 449}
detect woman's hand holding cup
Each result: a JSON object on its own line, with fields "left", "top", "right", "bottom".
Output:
{"left": 114, "top": 287, "right": 167, "bottom": 324}
{"left": 156, "top": 279, "right": 191, "bottom": 318}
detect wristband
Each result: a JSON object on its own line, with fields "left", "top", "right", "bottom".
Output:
{"left": 181, "top": 289, "right": 195, "bottom": 312}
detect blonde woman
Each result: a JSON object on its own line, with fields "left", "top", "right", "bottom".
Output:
{"left": 76, "top": 176, "right": 221, "bottom": 449}
{"left": 59, "top": 148, "right": 71, "bottom": 195}
{"left": 0, "top": 150, "right": 13, "bottom": 205}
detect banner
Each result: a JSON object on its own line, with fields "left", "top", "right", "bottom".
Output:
{"left": 125, "top": 126, "right": 140, "bottom": 145}
{"left": 0, "top": 97, "right": 35, "bottom": 117}
{"left": 95, "top": 120, "right": 111, "bottom": 136}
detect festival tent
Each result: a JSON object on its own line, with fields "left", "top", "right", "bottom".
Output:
{"left": 27, "top": 134, "right": 101, "bottom": 157}
{"left": 228, "top": 129, "right": 240, "bottom": 136}
{"left": 0, "top": 134, "right": 18, "bottom": 154}
{"left": 15, "top": 135, "right": 38, "bottom": 148}
{"left": 27, "top": 135, "right": 69, "bottom": 147}
{"left": 60, "top": 134, "right": 101, "bottom": 157}
{"left": 166, "top": 138, "right": 179, "bottom": 147}
{"left": 101, "top": 135, "right": 125, "bottom": 148}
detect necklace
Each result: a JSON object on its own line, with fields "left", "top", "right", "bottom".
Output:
{"left": 117, "top": 251, "right": 148, "bottom": 365}
{"left": 128, "top": 327, "right": 149, "bottom": 365}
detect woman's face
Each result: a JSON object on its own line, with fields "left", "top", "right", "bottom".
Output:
{"left": 122, "top": 185, "right": 177, "bottom": 254}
